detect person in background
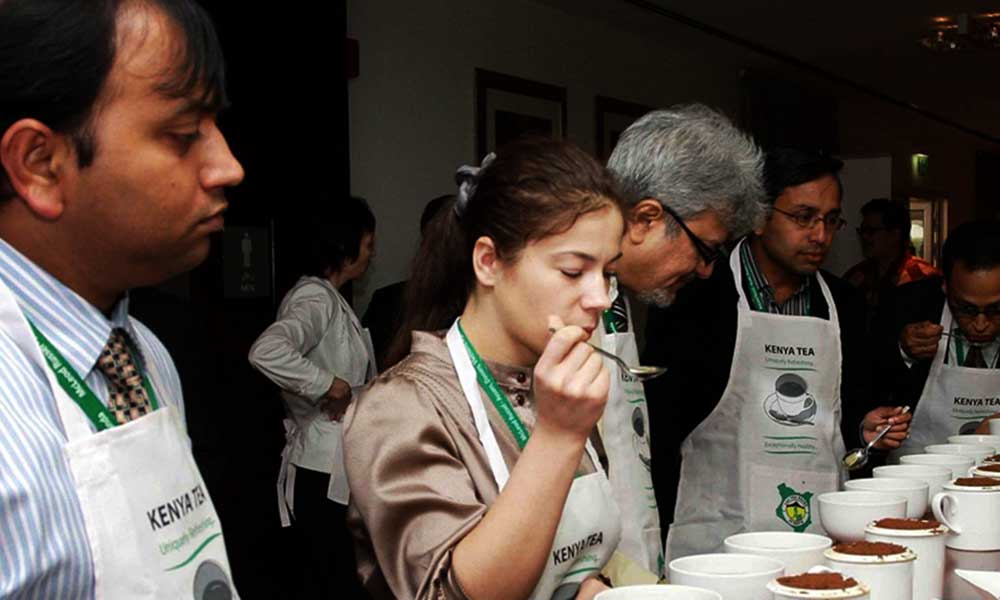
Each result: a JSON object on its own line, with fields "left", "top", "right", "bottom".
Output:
{"left": 643, "top": 147, "right": 911, "bottom": 561}
{"left": 880, "top": 220, "right": 1000, "bottom": 454}
{"left": 0, "top": 0, "right": 244, "bottom": 596}
{"left": 362, "top": 193, "right": 452, "bottom": 370}
{"left": 248, "top": 196, "right": 376, "bottom": 599}
{"left": 599, "top": 104, "right": 768, "bottom": 580}
{"left": 844, "top": 198, "right": 939, "bottom": 332}
{"left": 345, "top": 139, "right": 624, "bottom": 600}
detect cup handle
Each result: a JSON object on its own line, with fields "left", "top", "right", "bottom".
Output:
{"left": 931, "top": 492, "right": 961, "bottom": 534}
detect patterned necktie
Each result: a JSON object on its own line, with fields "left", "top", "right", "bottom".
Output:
{"left": 96, "top": 328, "right": 152, "bottom": 424}
{"left": 965, "top": 345, "right": 989, "bottom": 369}
{"left": 606, "top": 292, "right": 629, "bottom": 333}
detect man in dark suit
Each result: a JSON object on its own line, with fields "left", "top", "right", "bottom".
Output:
{"left": 879, "top": 220, "right": 1000, "bottom": 454}
{"left": 362, "top": 194, "right": 451, "bottom": 369}
{"left": 643, "top": 148, "right": 911, "bottom": 559}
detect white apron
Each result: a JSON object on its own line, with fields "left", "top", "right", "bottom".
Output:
{"left": 446, "top": 321, "right": 622, "bottom": 600}
{"left": 889, "top": 304, "right": 1000, "bottom": 461}
{"left": 277, "top": 289, "right": 376, "bottom": 525}
{"left": 597, "top": 294, "right": 663, "bottom": 578}
{"left": 0, "top": 280, "right": 237, "bottom": 599}
{"left": 666, "top": 241, "right": 846, "bottom": 561}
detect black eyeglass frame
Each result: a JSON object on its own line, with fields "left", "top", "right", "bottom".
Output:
{"left": 660, "top": 202, "right": 726, "bottom": 265}
{"left": 771, "top": 206, "right": 847, "bottom": 231}
{"left": 948, "top": 299, "right": 1000, "bottom": 320}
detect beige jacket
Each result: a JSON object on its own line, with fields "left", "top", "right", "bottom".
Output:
{"left": 343, "top": 330, "right": 594, "bottom": 599}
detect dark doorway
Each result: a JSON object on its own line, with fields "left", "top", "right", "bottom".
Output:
{"left": 130, "top": 4, "right": 350, "bottom": 598}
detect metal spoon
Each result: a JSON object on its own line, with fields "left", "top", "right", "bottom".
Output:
{"left": 842, "top": 406, "right": 911, "bottom": 471}
{"left": 549, "top": 327, "right": 668, "bottom": 381}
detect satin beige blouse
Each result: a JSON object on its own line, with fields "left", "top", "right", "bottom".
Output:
{"left": 343, "top": 330, "right": 595, "bottom": 599}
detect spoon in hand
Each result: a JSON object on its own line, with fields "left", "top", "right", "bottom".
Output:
{"left": 549, "top": 327, "right": 668, "bottom": 381}
{"left": 842, "top": 406, "right": 910, "bottom": 471}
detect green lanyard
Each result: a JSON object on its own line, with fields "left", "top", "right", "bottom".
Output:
{"left": 28, "top": 320, "right": 160, "bottom": 431}
{"left": 602, "top": 309, "right": 617, "bottom": 334}
{"left": 952, "top": 333, "right": 998, "bottom": 369}
{"left": 742, "top": 259, "right": 811, "bottom": 316}
{"left": 456, "top": 319, "right": 531, "bottom": 449}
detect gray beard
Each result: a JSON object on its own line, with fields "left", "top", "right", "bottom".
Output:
{"left": 632, "top": 287, "right": 676, "bottom": 308}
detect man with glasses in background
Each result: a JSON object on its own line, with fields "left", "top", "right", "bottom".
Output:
{"left": 594, "top": 104, "right": 768, "bottom": 582}
{"left": 844, "top": 198, "right": 939, "bottom": 333}
{"left": 881, "top": 220, "right": 1000, "bottom": 456}
{"left": 643, "top": 147, "right": 911, "bottom": 561}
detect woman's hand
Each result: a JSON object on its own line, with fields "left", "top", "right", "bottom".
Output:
{"left": 533, "top": 316, "right": 611, "bottom": 444}
{"left": 319, "top": 377, "right": 352, "bottom": 421}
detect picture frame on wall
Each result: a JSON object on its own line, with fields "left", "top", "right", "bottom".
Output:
{"left": 475, "top": 68, "right": 567, "bottom": 158}
{"left": 595, "top": 95, "right": 652, "bottom": 162}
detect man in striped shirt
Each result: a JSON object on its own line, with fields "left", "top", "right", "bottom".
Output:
{"left": 0, "top": 0, "right": 243, "bottom": 597}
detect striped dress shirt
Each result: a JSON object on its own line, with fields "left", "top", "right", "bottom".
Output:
{"left": 0, "top": 239, "right": 185, "bottom": 599}
{"left": 739, "top": 240, "right": 813, "bottom": 316}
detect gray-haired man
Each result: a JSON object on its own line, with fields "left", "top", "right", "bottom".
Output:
{"left": 595, "top": 104, "right": 767, "bottom": 581}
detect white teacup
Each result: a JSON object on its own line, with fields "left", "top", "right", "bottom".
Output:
{"left": 925, "top": 443, "right": 996, "bottom": 465}
{"left": 668, "top": 553, "right": 783, "bottom": 600}
{"left": 844, "top": 478, "right": 928, "bottom": 519}
{"left": 824, "top": 544, "right": 915, "bottom": 600}
{"left": 873, "top": 464, "right": 952, "bottom": 503}
{"left": 767, "top": 568, "right": 870, "bottom": 599}
{"left": 723, "top": 531, "right": 832, "bottom": 574}
{"left": 817, "top": 491, "right": 906, "bottom": 543}
{"left": 932, "top": 478, "right": 1000, "bottom": 551}
{"left": 971, "top": 463, "right": 1000, "bottom": 479}
{"left": 899, "top": 453, "right": 975, "bottom": 479}
{"left": 865, "top": 519, "right": 948, "bottom": 600}
{"left": 595, "top": 584, "right": 722, "bottom": 600}
{"left": 949, "top": 434, "right": 1000, "bottom": 447}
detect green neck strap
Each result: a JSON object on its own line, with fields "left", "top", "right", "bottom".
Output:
{"left": 29, "top": 319, "right": 160, "bottom": 431}
{"left": 456, "top": 319, "right": 530, "bottom": 449}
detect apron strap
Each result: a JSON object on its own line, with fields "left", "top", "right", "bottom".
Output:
{"left": 446, "top": 321, "right": 511, "bottom": 489}
{"left": 277, "top": 418, "right": 298, "bottom": 527}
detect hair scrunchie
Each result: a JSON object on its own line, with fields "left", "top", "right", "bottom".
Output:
{"left": 453, "top": 152, "right": 496, "bottom": 217}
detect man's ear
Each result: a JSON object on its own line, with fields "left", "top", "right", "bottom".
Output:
{"left": 626, "top": 199, "right": 664, "bottom": 245}
{"left": 0, "top": 118, "right": 72, "bottom": 220}
{"left": 471, "top": 236, "right": 501, "bottom": 288}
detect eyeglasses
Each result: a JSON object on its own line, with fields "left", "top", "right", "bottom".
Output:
{"left": 949, "top": 300, "right": 1000, "bottom": 320}
{"left": 660, "top": 203, "right": 726, "bottom": 265}
{"left": 772, "top": 206, "right": 847, "bottom": 231}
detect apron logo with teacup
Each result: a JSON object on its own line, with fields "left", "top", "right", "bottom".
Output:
{"left": 763, "top": 373, "right": 817, "bottom": 427}
{"left": 775, "top": 483, "right": 813, "bottom": 532}
{"left": 630, "top": 406, "right": 652, "bottom": 473}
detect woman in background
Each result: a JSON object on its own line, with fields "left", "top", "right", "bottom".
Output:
{"left": 248, "top": 196, "right": 376, "bottom": 598}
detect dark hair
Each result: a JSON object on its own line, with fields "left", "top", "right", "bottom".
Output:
{"left": 942, "top": 220, "right": 1000, "bottom": 280}
{"left": 763, "top": 147, "right": 844, "bottom": 205}
{"left": 419, "top": 194, "right": 453, "bottom": 235}
{"left": 303, "top": 196, "right": 376, "bottom": 277}
{"left": 385, "top": 138, "right": 624, "bottom": 367}
{"left": 861, "top": 198, "right": 911, "bottom": 249}
{"left": 0, "top": 0, "right": 227, "bottom": 199}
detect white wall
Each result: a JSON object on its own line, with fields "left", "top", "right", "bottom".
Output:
{"left": 347, "top": 0, "right": 751, "bottom": 313}
{"left": 822, "top": 156, "right": 892, "bottom": 277}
